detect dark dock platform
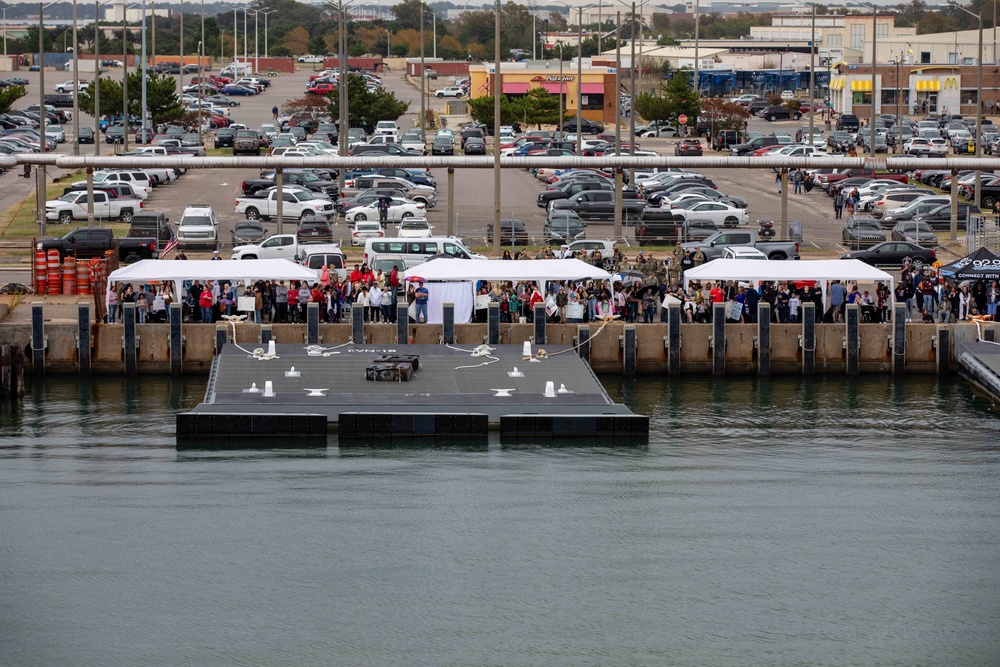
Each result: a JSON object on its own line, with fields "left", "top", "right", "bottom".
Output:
{"left": 178, "top": 343, "right": 647, "bottom": 441}
{"left": 957, "top": 341, "right": 1000, "bottom": 404}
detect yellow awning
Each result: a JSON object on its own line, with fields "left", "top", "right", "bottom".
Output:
{"left": 851, "top": 80, "right": 873, "bottom": 92}
{"left": 830, "top": 77, "right": 845, "bottom": 91}
{"left": 915, "top": 79, "right": 941, "bottom": 92}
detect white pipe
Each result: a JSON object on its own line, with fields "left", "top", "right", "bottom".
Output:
{"left": 7, "top": 154, "right": 998, "bottom": 171}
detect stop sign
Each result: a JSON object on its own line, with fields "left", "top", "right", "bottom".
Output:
{"left": 678, "top": 114, "right": 688, "bottom": 124}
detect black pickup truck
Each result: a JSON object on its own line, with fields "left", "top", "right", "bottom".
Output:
{"left": 547, "top": 189, "right": 647, "bottom": 221}
{"left": 38, "top": 227, "right": 161, "bottom": 260}
{"left": 240, "top": 170, "right": 339, "bottom": 198}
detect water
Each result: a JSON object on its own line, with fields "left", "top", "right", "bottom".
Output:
{"left": 1, "top": 375, "right": 999, "bottom": 666}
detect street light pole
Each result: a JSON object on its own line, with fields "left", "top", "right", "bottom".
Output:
{"left": 72, "top": 0, "right": 80, "bottom": 155}
{"left": 614, "top": 9, "right": 622, "bottom": 242}
{"left": 808, "top": 2, "right": 815, "bottom": 148}
{"left": 179, "top": 0, "right": 183, "bottom": 88}
{"left": 419, "top": 0, "right": 425, "bottom": 132}
{"left": 870, "top": 5, "right": 876, "bottom": 154}
{"left": 261, "top": 9, "right": 274, "bottom": 58}
{"left": 953, "top": 3, "right": 983, "bottom": 215}
{"left": 493, "top": 0, "right": 501, "bottom": 256}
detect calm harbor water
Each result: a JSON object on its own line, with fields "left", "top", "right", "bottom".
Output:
{"left": 1, "top": 374, "right": 999, "bottom": 666}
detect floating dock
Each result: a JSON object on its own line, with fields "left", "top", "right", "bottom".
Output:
{"left": 178, "top": 343, "right": 648, "bottom": 442}
{"left": 957, "top": 341, "right": 1000, "bottom": 405}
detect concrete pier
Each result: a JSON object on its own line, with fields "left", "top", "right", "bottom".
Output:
{"left": 2, "top": 305, "right": 996, "bottom": 377}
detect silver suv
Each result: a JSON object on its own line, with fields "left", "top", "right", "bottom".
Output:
{"left": 177, "top": 204, "right": 219, "bottom": 250}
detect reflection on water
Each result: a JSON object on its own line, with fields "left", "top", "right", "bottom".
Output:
{"left": 0, "top": 374, "right": 998, "bottom": 666}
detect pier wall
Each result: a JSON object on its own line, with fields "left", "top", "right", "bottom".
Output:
{"left": 2, "top": 305, "right": 996, "bottom": 376}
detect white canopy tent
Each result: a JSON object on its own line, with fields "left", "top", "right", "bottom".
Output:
{"left": 401, "top": 258, "right": 613, "bottom": 324}
{"left": 682, "top": 259, "right": 895, "bottom": 304}
{"left": 107, "top": 259, "right": 318, "bottom": 309}
{"left": 403, "top": 258, "right": 612, "bottom": 283}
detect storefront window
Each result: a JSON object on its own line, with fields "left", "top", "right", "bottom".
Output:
{"left": 581, "top": 93, "right": 604, "bottom": 111}
{"left": 961, "top": 89, "right": 978, "bottom": 105}
{"left": 882, "top": 90, "right": 909, "bottom": 105}
{"left": 852, "top": 91, "right": 872, "bottom": 105}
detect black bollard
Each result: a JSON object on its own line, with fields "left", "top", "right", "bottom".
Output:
{"left": 802, "top": 302, "right": 815, "bottom": 376}
{"left": 352, "top": 303, "right": 364, "bottom": 344}
{"left": 123, "top": 303, "right": 137, "bottom": 375}
{"left": 442, "top": 302, "right": 455, "bottom": 344}
{"left": 936, "top": 326, "right": 950, "bottom": 375}
{"left": 215, "top": 325, "right": 227, "bottom": 356}
{"left": 533, "top": 303, "right": 546, "bottom": 344}
{"left": 712, "top": 302, "right": 726, "bottom": 377}
{"left": 488, "top": 302, "right": 500, "bottom": 345}
{"left": 577, "top": 325, "right": 590, "bottom": 362}
{"left": 307, "top": 302, "right": 319, "bottom": 344}
{"left": 667, "top": 304, "right": 681, "bottom": 376}
{"left": 260, "top": 324, "right": 272, "bottom": 345}
{"left": 31, "top": 302, "right": 44, "bottom": 373}
{"left": 623, "top": 325, "right": 636, "bottom": 376}
{"left": 78, "top": 303, "right": 91, "bottom": 376}
{"left": 757, "top": 302, "right": 770, "bottom": 377}
{"left": 396, "top": 304, "right": 408, "bottom": 344}
{"left": 846, "top": 304, "right": 859, "bottom": 376}
{"left": 170, "top": 303, "right": 183, "bottom": 376}
{"left": 893, "top": 303, "right": 906, "bottom": 375}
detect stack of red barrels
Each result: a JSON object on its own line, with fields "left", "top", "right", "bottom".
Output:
{"left": 33, "top": 251, "right": 103, "bottom": 296}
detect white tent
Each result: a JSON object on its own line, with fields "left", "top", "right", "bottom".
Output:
{"left": 401, "top": 258, "right": 612, "bottom": 325}
{"left": 107, "top": 259, "right": 318, "bottom": 310}
{"left": 109, "top": 259, "right": 317, "bottom": 286}
{"left": 403, "top": 258, "right": 611, "bottom": 283}
{"left": 682, "top": 258, "right": 895, "bottom": 303}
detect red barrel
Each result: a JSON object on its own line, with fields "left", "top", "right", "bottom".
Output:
{"left": 76, "top": 261, "right": 91, "bottom": 295}
{"left": 62, "top": 256, "right": 77, "bottom": 295}
{"left": 46, "top": 249, "right": 61, "bottom": 295}
{"left": 34, "top": 251, "right": 47, "bottom": 295}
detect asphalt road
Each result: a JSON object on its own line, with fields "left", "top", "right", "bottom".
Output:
{"left": 0, "top": 66, "right": 946, "bottom": 260}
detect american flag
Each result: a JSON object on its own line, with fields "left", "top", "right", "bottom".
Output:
{"left": 161, "top": 227, "right": 178, "bottom": 257}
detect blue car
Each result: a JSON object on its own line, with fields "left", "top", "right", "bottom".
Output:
{"left": 220, "top": 85, "right": 255, "bottom": 96}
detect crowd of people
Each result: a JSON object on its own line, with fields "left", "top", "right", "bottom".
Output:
{"left": 105, "top": 245, "right": 999, "bottom": 327}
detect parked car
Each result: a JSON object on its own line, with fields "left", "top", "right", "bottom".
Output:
{"left": 891, "top": 220, "right": 938, "bottom": 245}
{"left": 431, "top": 135, "right": 454, "bottom": 155}
{"left": 543, "top": 211, "right": 587, "bottom": 244}
{"left": 671, "top": 201, "right": 747, "bottom": 227}
{"left": 397, "top": 218, "right": 433, "bottom": 238}
{"left": 213, "top": 127, "right": 236, "bottom": 148}
{"left": 296, "top": 215, "right": 335, "bottom": 244}
{"left": 230, "top": 219, "right": 267, "bottom": 246}
{"left": 434, "top": 86, "right": 465, "bottom": 98}
{"left": 911, "top": 203, "right": 981, "bottom": 231}
{"left": 842, "top": 216, "right": 887, "bottom": 248}
{"left": 841, "top": 241, "right": 935, "bottom": 268}
{"left": 674, "top": 138, "right": 703, "bottom": 156}
{"left": 559, "top": 118, "right": 605, "bottom": 134}
{"left": 762, "top": 105, "right": 801, "bottom": 122}
{"left": 463, "top": 136, "right": 487, "bottom": 155}
{"left": 486, "top": 217, "right": 530, "bottom": 245}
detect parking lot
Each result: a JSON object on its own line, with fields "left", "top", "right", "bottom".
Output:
{"left": 0, "top": 65, "right": 980, "bottom": 260}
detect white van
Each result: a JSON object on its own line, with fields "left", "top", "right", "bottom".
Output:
{"left": 363, "top": 237, "right": 483, "bottom": 267}
{"left": 300, "top": 245, "right": 347, "bottom": 281}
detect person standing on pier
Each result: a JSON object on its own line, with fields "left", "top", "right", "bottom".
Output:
{"left": 414, "top": 281, "right": 429, "bottom": 324}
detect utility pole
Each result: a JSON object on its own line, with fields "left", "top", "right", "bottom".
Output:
{"left": 72, "top": 0, "right": 79, "bottom": 155}
{"left": 493, "top": 0, "right": 501, "bottom": 256}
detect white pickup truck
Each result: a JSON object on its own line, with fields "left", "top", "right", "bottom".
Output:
{"left": 234, "top": 189, "right": 335, "bottom": 221}
{"left": 231, "top": 233, "right": 316, "bottom": 261}
{"left": 45, "top": 190, "right": 143, "bottom": 224}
